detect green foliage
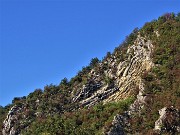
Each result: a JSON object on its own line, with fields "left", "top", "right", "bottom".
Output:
{"left": 130, "top": 12, "right": 180, "bottom": 134}
{"left": 176, "top": 12, "right": 180, "bottom": 21}
{"left": 12, "top": 96, "right": 26, "bottom": 104}
{"left": 103, "top": 52, "right": 111, "bottom": 61}
{"left": 90, "top": 57, "right": 100, "bottom": 68}
{"left": 125, "top": 27, "right": 139, "bottom": 45}
{"left": 60, "top": 77, "right": 69, "bottom": 86}
{"left": 0, "top": 105, "right": 12, "bottom": 133}
{"left": 142, "top": 72, "right": 154, "bottom": 82}
{"left": 22, "top": 97, "right": 134, "bottom": 135}
{"left": 0, "top": 106, "right": 6, "bottom": 132}
{"left": 104, "top": 76, "right": 114, "bottom": 86}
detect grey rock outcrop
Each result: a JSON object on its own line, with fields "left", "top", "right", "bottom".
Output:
{"left": 71, "top": 35, "right": 154, "bottom": 108}
{"left": 2, "top": 105, "right": 22, "bottom": 135}
{"left": 154, "top": 107, "right": 180, "bottom": 134}
{"left": 104, "top": 35, "right": 154, "bottom": 135}
{"left": 2, "top": 34, "right": 155, "bottom": 135}
{"left": 107, "top": 113, "right": 131, "bottom": 135}
{"left": 106, "top": 79, "right": 147, "bottom": 135}
{"left": 104, "top": 35, "right": 154, "bottom": 103}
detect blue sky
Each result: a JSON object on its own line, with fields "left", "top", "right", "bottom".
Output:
{"left": 0, "top": 0, "right": 179, "bottom": 106}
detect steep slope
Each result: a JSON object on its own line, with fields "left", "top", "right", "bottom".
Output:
{"left": 71, "top": 34, "right": 154, "bottom": 108}
{"left": 1, "top": 13, "right": 180, "bottom": 135}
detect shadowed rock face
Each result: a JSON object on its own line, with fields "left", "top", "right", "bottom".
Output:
{"left": 154, "top": 107, "right": 180, "bottom": 134}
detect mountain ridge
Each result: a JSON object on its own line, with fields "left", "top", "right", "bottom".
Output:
{"left": 1, "top": 12, "right": 180, "bottom": 135}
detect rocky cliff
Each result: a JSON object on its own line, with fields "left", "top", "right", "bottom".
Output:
{"left": 1, "top": 34, "right": 156, "bottom": 135}
{"left": 1, "top": 13, "right": 180, "bottom": 135}
{"left": 71, "top": 34, "right": 154, "bottom": 109}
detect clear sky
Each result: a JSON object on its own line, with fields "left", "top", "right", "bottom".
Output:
{"left": 0, "top": 0, "right": 179, "bottom": 106}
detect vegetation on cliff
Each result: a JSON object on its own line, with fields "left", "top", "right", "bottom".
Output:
{"left": 1, "top": 12, "right": 180, "bottom": 135}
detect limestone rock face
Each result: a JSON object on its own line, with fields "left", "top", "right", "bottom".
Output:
{"left": 2, "top": 104, "right": 37, "bottom": 135}
{"left": 2, "top": 106, "right": 22, "bottom": 135}
{"left": 105, "top": 35, "right": 154, "bottom": 103}
{"left": 2, "top": 34, "right": 155, "bottom": 135}
{"left": 154, "top": 107, "right": 180, "bottom": 134}
{"left": 105, "top": 79, "right": 147, "bottom": 135}
{"left": 71, "top": 35, "right": 154, "bottom": 108}
{"left": 107, "top": 113, "right": 130, "bottom": 135}
{"left": 103, "top": 35, "right": 154, "bottom": 135}
{"left": 128, "top": 79, "right": 146, "bottom": 115}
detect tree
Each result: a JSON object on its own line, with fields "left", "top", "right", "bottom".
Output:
{"left": 176, "top": 12, "right": 180, "bottom": 21}
{"left": 60, "top": 77, "right": 68, "bottom": 86}
{"left": 90, "top": 57, "right": 100, "bottom": 68}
